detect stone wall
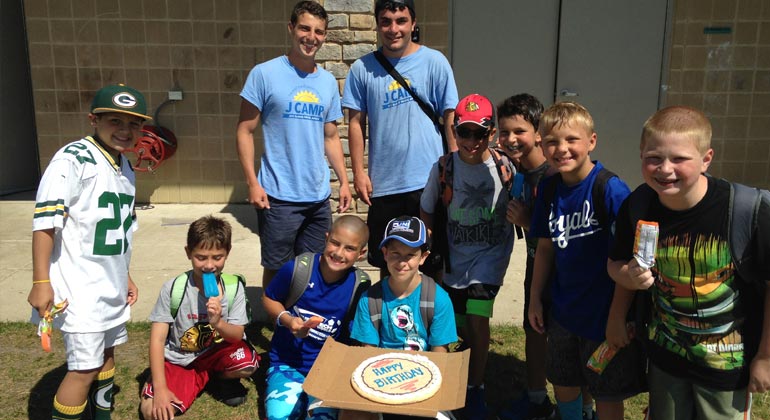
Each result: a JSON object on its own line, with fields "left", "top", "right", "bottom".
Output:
{"left": 23, "top": 0, "right": 451, "bottom": 208}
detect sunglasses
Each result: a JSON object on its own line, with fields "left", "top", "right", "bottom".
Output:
{"left": 456, "top": 126, "right": 489, "bottom": 140}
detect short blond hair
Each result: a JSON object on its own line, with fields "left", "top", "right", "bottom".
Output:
{"left": 641, "top": 106, "right": 711, "bottom": 154}
{"left": 539, "top": 101, "right": 594, "bottom": 137}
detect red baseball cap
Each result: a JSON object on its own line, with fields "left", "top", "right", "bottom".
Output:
{"left": 454, "top": 94, "right": 494, "bottom": 128}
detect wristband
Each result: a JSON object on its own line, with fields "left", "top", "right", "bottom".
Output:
{"left": 33, "top": 279, "right": 51, "bottom": 284}
{"left": 276, "top": 310, "right": 291, "bottom": 327}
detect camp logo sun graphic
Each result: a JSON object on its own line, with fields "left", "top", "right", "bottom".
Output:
{"left": 283, "top": 89, "right": 325, "bottom": 121}
{"left": 382, "top": 78, "right": 415, "bottom": 110}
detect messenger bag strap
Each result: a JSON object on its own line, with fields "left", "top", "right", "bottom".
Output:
{"left": 373, "top": 50, "right": 447, "bottom": 151}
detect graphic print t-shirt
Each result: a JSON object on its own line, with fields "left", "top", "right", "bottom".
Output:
{"left": 610, "top": 177, "right": 765, "bottom": 390}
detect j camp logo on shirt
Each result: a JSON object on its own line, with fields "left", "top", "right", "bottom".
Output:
{"left": 283, "top": 89, "right": 324, "bottom": 121}
{"left": 382, "top": 79, "right": 415, "bottom": 110}
{"left": 548, "top": 199, "right": 601, "bottom": 249}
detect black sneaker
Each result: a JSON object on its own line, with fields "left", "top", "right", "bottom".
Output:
{"left": 526, "top": 398, "right": 556, "bottom": 420}
{"left": 209, "top": 378, "right": 247, "bottom": 407}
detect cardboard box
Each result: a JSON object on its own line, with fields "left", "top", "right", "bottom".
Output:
{"left": 303, "top": 337, "right": 469, "bottom": 417}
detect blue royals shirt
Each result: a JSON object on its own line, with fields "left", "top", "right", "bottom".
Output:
{"left": 530, "top": 162, "right": 630, "bottom": 341}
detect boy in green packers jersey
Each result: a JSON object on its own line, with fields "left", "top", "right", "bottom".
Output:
{"left": 27, "top": 84, "right": 148, "bottom": 419}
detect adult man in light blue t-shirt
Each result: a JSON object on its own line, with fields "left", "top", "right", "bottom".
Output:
{"left": 236, "top": 1, "right": 351, "bottom": 289}
{"left": 342, "top": 0, "right": 459, "bottom": 278}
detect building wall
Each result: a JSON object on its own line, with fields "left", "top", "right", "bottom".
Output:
{"left": 663, "top": 0, "right": 770, "bottom": 188}
{"left": 23, "top": 0, "right": 770, "bottom": 206}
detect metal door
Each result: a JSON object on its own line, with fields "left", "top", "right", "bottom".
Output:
{"left": 451, "top": 0, "right": 669, "bottom": 187}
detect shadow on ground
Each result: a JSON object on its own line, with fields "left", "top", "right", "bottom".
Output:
{"left": 221, "top": 203, "right": 259, "bottom": 235}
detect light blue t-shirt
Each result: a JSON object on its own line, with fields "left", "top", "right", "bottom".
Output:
{"left": 241, "top": 55, "right": 343, "bottom": 202}
{"left": 350, "top": 277, "right": 457, "bottom": 351}
{"left": 342, "top": 46, "right": 459, "bottom": 197}
{"left": 420, "top": 152, "right": 515, "bottom": 288}
{"left": 529, "top": 162, "right": 631, "bottom": 341}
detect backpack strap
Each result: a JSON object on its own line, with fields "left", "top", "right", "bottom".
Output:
{"left": 349, "top": 269, "right": 371, "bottom": 315}
{"left": 419, "top": 275, "right": 437, "bottom": 332}
{"left": 439, "top": 152, "right": 454, "bottom": 207}
{"left": 728, "top": 182, "right": 764, "bottom": 290}
{"left": 540, "top": 173, "right": 561, "bottom": 215}
{"left": 591, "top": 168, "right": 618, "bottom": 229}
{"left": 285, "top": 252, "right": 315, "bottom": 309}
{"left": 337, "top": 268, "right": 372, "bottom": 344}
{"left": 366, "top": 276, "right": 437, "bottom": 334}
{"left": 220, "top": 273, "right": 246, "bottom": 315}
{"left": 169, "top": 271, "right": 191, "bottom": 319}
{"left": 489, "top": 148, "right": 514, "bottom": 190}
{"left": 626, "top": 184, "right": 656, "bottom": 230}
{"left": 367, "top": 281, "right": 384, "bottom": 331}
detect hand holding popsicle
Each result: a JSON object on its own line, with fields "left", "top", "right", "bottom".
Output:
{"left": 38, "top": 299, "right": 69, "bottom": 352}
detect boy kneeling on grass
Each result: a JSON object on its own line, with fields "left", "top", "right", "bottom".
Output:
{"left": 262, "top": 215, "right": 370, "bottom": 420}
{"left": 341, "top": 216, "right": 457, "bottom": 420}
{"left": 139, "top": 216, "right": 258, "bottom": 420}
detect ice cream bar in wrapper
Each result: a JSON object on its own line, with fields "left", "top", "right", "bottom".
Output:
{"left": 587, "top": 323, "right": 636, "bottom": 374}
{"left": 633, "top": 220, "right": 659, "bottom": 270}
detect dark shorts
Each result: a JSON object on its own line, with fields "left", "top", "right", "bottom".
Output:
{"left": 546, "top": 319, "right": 646, "bottom": 402}
{"left": 522, "top": 256, "right": 552, "bottom": 332}
{"left": 367, "top": 190, "right": 423, "bottom": 268}
{"left": 256, "top": 196, "right": 332, "bottom": 270}
{"left": 444, "top": 283, "right": 500, "bottom": 319}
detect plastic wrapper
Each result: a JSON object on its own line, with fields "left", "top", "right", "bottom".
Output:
{"left": 633, "top": 220, "right": 659, "bottom": 270}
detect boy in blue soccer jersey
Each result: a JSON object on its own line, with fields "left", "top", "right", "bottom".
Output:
{"left": 237, "top": 0, "right": 352, "bottom": 290}
{"left": 262, "top": 215, "right": 370, "bottom": 420}
{"left": 528, "top": 102, "right": 644, "bottom": 420}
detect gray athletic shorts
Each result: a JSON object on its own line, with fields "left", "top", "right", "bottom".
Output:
{"left": 546, "top": 319, "right": 646, "bottom": 401}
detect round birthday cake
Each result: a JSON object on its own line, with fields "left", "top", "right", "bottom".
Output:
{"left": 351, "top": 352, "right": 442, "bottom": 404}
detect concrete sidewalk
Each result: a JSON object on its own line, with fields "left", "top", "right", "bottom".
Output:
{"left": 0, "top": 199, "right": 527, "bottom": 326}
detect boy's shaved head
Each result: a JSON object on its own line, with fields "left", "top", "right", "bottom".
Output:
{"left": 332, "top": 215, "right": 369, "bottom": 248}
{"left": 641, "top": 106, "right": 712, "bottom": 154}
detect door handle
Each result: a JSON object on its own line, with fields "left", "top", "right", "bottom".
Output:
{"left": 559, "top": 89, "right": 579, "bottom": 97}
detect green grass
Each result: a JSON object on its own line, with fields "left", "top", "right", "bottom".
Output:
{"left": 3, "top": 322, "right": 768, "bottom": 419}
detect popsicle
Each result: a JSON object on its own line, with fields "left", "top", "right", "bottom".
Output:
{"left": 202, "top": 272, "right": 219, "bottom": 298}
{"left": 511, "top": 172, "right": 525, "bottom": 200}
{"left": 38, "top": 299, "right": 69, "bottom": 352}
{"left": 303, "top": 315, "right": 324, "bottom": 329}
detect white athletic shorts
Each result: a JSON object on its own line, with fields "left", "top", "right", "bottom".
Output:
{"left": 63, "top": 324, "right": 128, "bottom": 370}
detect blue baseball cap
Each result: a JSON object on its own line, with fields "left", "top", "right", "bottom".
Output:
{"left": 379, "top": 216, "right": 428, "bottom": 249}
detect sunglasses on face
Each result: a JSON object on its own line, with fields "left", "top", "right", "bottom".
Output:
{"left": 456, "top": 126, "right": 489, "bottom": 140}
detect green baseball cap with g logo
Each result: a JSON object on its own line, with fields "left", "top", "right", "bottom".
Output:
{"left": 90, "top": 84, "right": 152, "bottom": 120}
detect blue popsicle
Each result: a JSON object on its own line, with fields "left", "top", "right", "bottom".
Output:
{"left": 511, "top": 172, "right": 524, "bottom": 200}
{"left": 202, "top": 272, "right": 219, "bottom": 298}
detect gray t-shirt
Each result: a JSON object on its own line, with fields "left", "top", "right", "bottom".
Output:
{"left": 421, "top": 153, "right": 515, "bottom": 287}
{"left": 148, "top": 273, "right": 249, "bottom": 366}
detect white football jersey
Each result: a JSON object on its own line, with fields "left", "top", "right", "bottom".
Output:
{"left": 33, "top": 136, "right": 137, "bottom": 333}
